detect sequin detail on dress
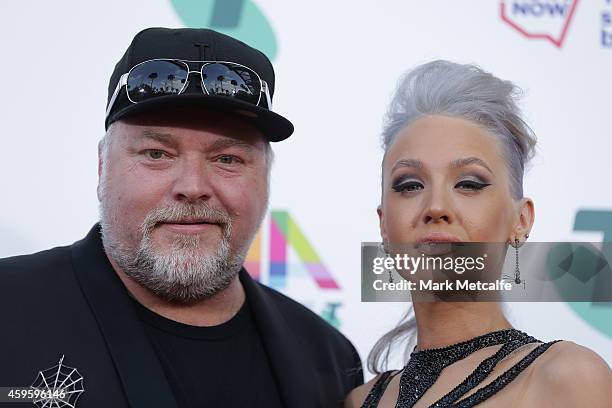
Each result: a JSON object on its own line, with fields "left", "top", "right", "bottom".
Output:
{"left": 361, "top": 329, "right": 561, "bottom": 407}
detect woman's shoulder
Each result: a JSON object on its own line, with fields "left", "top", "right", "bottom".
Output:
{"left": 344, "top": 375, "right": 379, "bottom": 408}
{"left": 533, "top": 340, "right": 611, "bottom": 383}
{"left": 524, "top": 340, "right": 612, "bottom": 406}
{"left": 344, "top": 371, "right": 400, "bottom": 408}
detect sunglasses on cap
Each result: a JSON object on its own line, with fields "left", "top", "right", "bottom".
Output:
{"left": 105, "top": 58, "right": 273, "bottom": 119}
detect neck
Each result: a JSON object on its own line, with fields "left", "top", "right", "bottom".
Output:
{"left": 107, "top": 256, "right": 245, "bottom": 327}
{"left": 413, "top": 301, "right": 512, "bottom": 350}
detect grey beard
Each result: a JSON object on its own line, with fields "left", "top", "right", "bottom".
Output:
{"left": 100, "top": 201, "right": 244, "bottom": 305}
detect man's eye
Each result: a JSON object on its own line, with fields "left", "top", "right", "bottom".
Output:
{"left": 144, "top": 150, "right": 166, "bottom": 160}
{"left": 217, "top": 155, "right": 240, "bottom": 164}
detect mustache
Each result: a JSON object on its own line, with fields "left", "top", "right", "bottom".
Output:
{"left": 141, "top": 202, "right": 232, "bottom": 235}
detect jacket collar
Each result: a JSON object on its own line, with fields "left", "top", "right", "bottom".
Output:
{"left": 71, "top": 224, "right": 321, "bottom": 408}
{"left": 239, "top": 267, "right": 321, "bottom": 407}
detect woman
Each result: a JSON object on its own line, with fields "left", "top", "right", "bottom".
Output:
{"left": 346, "top": 60, "right": 612, "bottom": 407}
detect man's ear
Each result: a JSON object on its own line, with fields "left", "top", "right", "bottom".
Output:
{"left": 377, "top": 205, "right": 388, "bottom": 243}
{"left": 97, "top": 140, "right": 104, "bottom": 202}
{"left": 97, "top": 141, "right": 103, "bottom": 178}
{"left": 513, "top": 197, "right": 535, "bottom": 240}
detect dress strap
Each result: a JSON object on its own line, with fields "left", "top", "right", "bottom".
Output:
{"left": 361, "top": 370, "right": 402, "bottom": 408}
{"left": 452, "top": 340, "right": 562, "bottom": 408}
{"left": 396, "top": 329, "right": 535, "bottom": 407}
{"left": 430, "top": 336, "right": 538, "bottom": 406}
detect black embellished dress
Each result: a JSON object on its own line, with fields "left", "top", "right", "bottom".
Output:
{"left": 361, "top": 329, "right": 561, "bottom": 407}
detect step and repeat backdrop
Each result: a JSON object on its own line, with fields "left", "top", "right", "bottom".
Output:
{"left": 1, "top": 0, "right": 610, "bottom": 375}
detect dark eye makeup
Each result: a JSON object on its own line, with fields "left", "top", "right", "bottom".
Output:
{"left": 391, "top": 178, "right": 423, "bottom": 193}
{"left": 390, "top": 175, "right": 491, "bottom": 193}
{"left": 455, "top": 179, "right": 491, "bottom": 191}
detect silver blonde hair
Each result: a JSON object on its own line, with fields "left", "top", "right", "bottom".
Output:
{"left": 382, "top": 60, "right": 536, "bottom": 199}
{"left": 369, "top": 60, "right": 537, "bottom": 374}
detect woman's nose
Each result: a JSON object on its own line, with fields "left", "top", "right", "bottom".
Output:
{"left": 422, "top": 188, "right": 453, "bottom": 224}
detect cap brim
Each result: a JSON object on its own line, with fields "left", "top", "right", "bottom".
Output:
{"left": 106, "top": 94, "right": 294, "bottom": 142}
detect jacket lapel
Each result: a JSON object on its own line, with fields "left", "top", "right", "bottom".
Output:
{"left": 71, "top": 225, "right": 178, "bottom": 408}
{"left": 240, "top": 269, "right": 323, "bottom": 408}
{"left": 71, "top": 224, "right": 322, "bottom": 407}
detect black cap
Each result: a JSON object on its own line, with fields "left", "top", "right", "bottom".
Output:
{"left": 106, "top": 27, "right": 294, "bottom": 142}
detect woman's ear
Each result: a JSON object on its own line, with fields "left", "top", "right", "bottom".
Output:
{"left": 377, "top": 205, "right": 388, "bottom": 243}
{"left": 512, "top": 197, "right": 535, "bottom": 240}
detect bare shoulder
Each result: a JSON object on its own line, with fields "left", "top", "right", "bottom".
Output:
{"left": 344, "top": 374, "right": 385, "bottom": 408}
{"left": 527, "top": 340, "right": 612, "bottom": 407}
{"left": 535, "top": 340, "right": 611, "bottom": 379}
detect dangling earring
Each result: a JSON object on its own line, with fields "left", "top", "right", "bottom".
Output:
{"left": 504, "top": 235, "right": 528, "bottom": 288}
{"left": 513, "top": 238, "right": 522, "bottom": 285}
{"left": 381, "top": 241, "right": 394, "bottom": 283}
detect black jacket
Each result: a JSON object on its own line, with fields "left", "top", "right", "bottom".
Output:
{"left": 0, "top": 224, "right": 363, "bottom": 407}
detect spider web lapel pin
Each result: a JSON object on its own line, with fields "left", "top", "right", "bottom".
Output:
{"left": 31, "top": 355, "right": 85, "bottom": 408}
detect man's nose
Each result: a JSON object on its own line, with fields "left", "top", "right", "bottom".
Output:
{"left": 171, "top": 156, "right": 213, "bottom": 203}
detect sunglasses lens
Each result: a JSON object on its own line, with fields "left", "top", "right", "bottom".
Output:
{"left": 201, "top": 63, "right": 260, "bottom": 105}
{"left": 127, "top": 60, "right": 188, "bottom": 102}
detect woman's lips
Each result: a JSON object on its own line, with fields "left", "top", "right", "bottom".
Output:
{"left": 414, "top": 242, "right": 456, "bottom": 256}
{"left": 415, "top": 233, "right": 462, "bottom": 243}
{"left": 414, "top": 234, "right": 463, "bottom": 256}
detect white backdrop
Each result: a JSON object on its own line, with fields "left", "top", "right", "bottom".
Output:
{"left": 1, "top": 0, "right": 610, "bottom": 378}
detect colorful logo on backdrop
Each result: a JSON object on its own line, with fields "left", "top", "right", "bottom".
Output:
{"left": 564, "top": 209, "right": 612, "bottom": 339}
{"left": 500, "top": 0, "right": 579, "bottom": 48}
{"left": 245, "top": 210, "right": 343, "bottom": 328}
{"left": 170, "top": 0, "right": 278, "bottom": 60}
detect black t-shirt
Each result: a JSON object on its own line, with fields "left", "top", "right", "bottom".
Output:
{"left": 131, "top": 297, "right": 284, "bottom": 408}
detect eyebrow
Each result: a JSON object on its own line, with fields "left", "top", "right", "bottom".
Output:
{"left": 391, "top": 157, "right": 494, "bottom": 175}
{"left": 137, "top": 131, "right": 255, "bottom": 154}
{"left": 139, "top": 130, "right": 178, "bottom": 148}
{"left": 208, "top": 138, "right": 255, "bottom": 152}
{"left": 450, "top": 157, "right": 494, "bottom": 175}
{"left": 391, "top": 159, "right": 423, "bottom": 173}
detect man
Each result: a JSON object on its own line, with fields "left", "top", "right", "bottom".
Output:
{"left": 0, "top": 28, "right": 363, "bottom": 408}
